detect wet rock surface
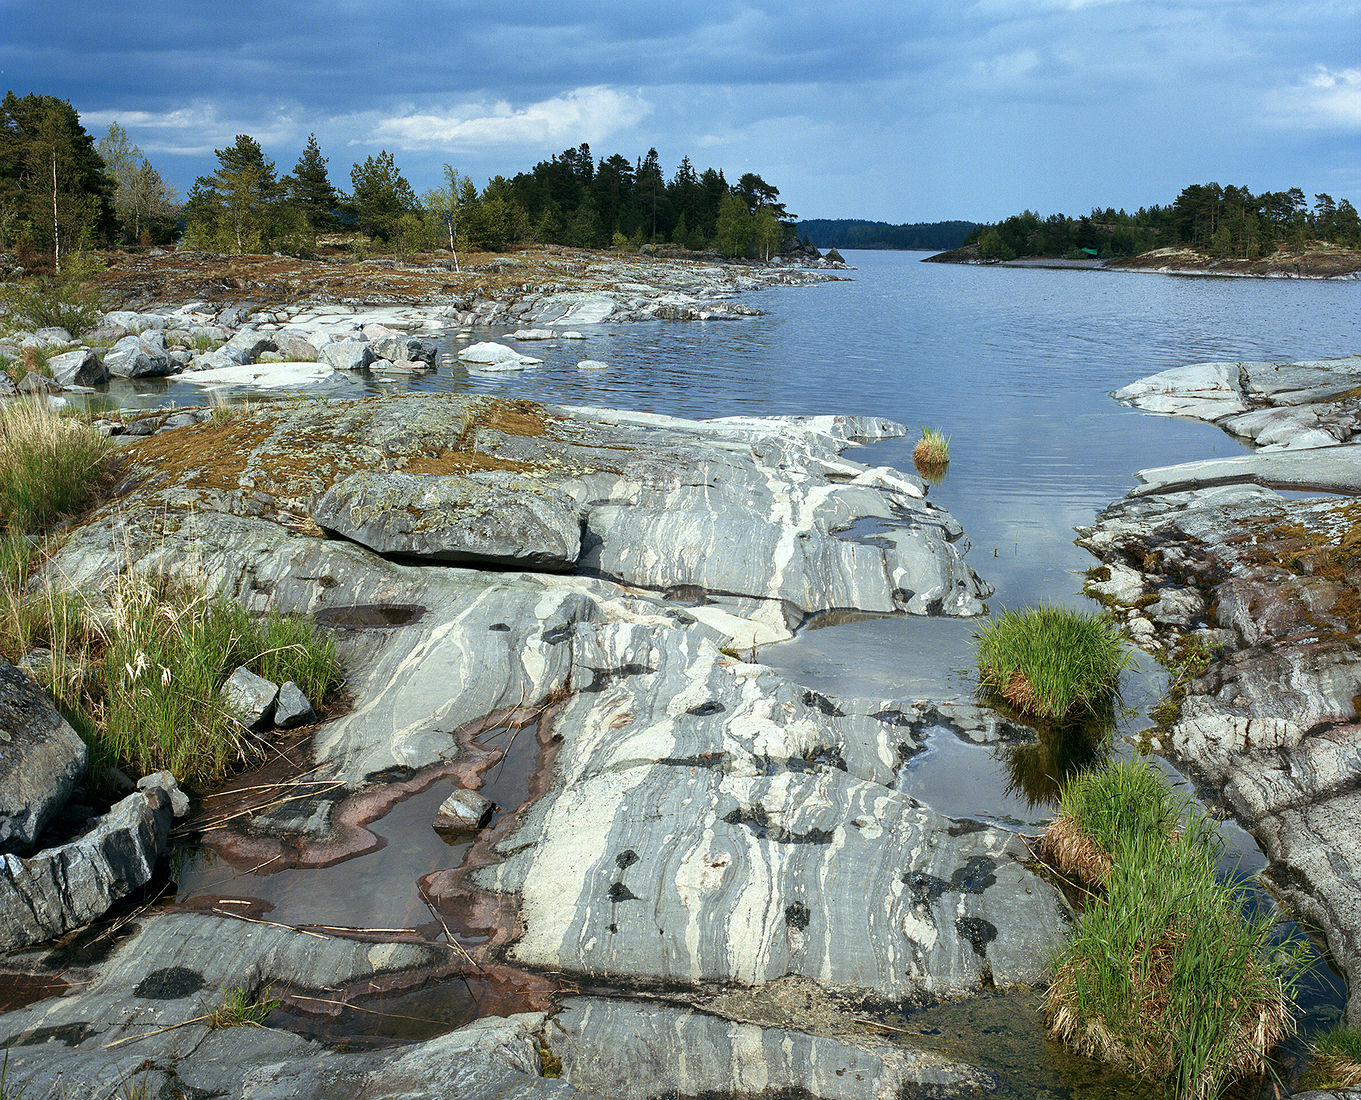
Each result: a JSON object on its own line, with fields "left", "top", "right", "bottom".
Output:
{"left": 1083, "top": 354, "right": 1361, "bottom": 1029}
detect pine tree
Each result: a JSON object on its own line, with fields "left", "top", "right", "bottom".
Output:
{"left": 288, "top": 133, "right": 340, "bottom": 234}
{"left": 349, "top": 150, "right": 416, "bottom": 241}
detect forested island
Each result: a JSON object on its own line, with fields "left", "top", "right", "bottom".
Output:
{"left": 948, "top": 182, "right": 1361, "bottom": 262}
{"left": 0, "top": 91, "right": 804, "bottom": 269}
{"left": 794, "top": 218, "right": 978, "bottom": 252}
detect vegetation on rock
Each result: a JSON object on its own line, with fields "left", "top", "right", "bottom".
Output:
{"left": 1302, "top": 1026, "right": 1361, "bottom": 1090}
{"left": 975, "top": 605, "right": 1130, "bottom": 721}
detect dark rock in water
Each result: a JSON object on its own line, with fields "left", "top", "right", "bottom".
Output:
{"left": 222, "top": 666, "right": 278, "bottom": 731}
{"left": 314, "top": 469, "right": 584, "bottom": 570}
{"left": 0, "top": 786, "right": 173, "bottom": 948}
{"left": 0, "top": 658, "right": 87, "bottom": 853}
{"left": 824, "top": 247, "right": 846, "bottom": 265}
{"left": 434, "top": 788, "right": 494, "bottom": 831}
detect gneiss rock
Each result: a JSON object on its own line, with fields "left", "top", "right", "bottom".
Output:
{"left": 0, "top": 785, "right": 174, "bottom": 948}
{"left": 0, "top": 658, "right": 87, "bottom": 852}
{"left": 434, "top": 788, "right": 494, "bottom": 831}
{"left": 314, "top": 469, "right": 584, "bottom": 570}
{"left": 47, "top": 347, "right": 109, "bottom": 387}
{"left": 104, "top": 332, "right": 174, "bottom": 378}
{"left": 273, "top": 681, "right": 316, "bottom": 729}
{"left": 457, "top": 341, "right": 543, "bottom": 369}
{"left": 223, "top": 666, "right": 278, "bottom": 731}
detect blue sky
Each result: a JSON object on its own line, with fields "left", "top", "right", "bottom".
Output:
{"left": 2, "top": 0, "right": 1358, "bottom": 223}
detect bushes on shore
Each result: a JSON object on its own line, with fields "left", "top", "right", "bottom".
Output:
{"left": 1043, "top": 760, "right": 1306, "bottom": 1099}
{"left": 975, "top": 605, "right": 1131, "bottom": 721}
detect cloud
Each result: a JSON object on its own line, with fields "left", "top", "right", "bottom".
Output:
{"left": 1267, "top": 65, "right": 1361, "bottom": 130}
{"left": 80, "top": 101, "right": 302, "bottom": 157}
{"left": 367, "top": 86, "right": 653, "bottom": 152}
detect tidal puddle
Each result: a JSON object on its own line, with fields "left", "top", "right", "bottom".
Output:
{"left": 170, "top": 721, "right": 541, "bottom": 930}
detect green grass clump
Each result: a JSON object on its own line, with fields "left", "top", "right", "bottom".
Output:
{"left": 92, "top": 576, "right": 341, "bottom": 787}
{"left": 913, "top": 425, "right": 950, "bottom": 471}
{"left": 1047, "top": 757, "right": 1180, "bottom": 880}
{"left": 205, "top": 986, "right": 280, "bottom": 1029}
{"left": 0, "top": 400, "right": 114, "bottom": 534}
{"left": 976, "top": 605, "right": 1132, "bottom": 721}
{"left": 1302, "top": 1026, "right": 1361, "bottom": 1089}
{"left": 1044, "top": 761, "right": 1306, "bottom": 1100}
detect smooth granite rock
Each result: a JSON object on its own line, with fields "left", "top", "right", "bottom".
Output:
{"left": 318, "top": 339, "right": 376, "bottom": 372}
{"left": 458, "top": 341, "right": 542, "bottom": 369}
{"left": 0, "top": 659, "right": 87, "bottom": 852}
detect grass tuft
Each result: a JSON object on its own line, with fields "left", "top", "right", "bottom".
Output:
{"left": 1043, "top": 760, "right": 1307, "bottom": 1100}
{"left": 205, "top": 986, "right": 280, "bottom": 1029}
{"left": 913, "top": 426, "right": 950, "bottom": 472}
{"left": 975, "top": 604, "right": 1131, "bottom": 721}
{"left": 0, "top": 400, "right": 115, "bottom": 535}
{"left": 1302, "top": 1026, "right": 1361, "bottom": 1089}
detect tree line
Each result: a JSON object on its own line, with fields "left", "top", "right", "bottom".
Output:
{"left": 795, "top": 218, "right": 979, "bottom": 252}
{"left": 968, "top": 182, "right": 1361, "bottom": 261}
{"left": 0, "top": 91, "right": 798, "bottom": 267}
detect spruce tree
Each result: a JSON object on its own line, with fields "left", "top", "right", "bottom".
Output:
{"left": 289, "top": 132, "right": 340, "bottom": 233}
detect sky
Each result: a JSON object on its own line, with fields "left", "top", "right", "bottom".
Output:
{"left": 1, "top": 0, "right": 1358, "bottom": 224}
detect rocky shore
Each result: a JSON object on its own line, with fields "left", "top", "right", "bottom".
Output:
{"left": 0, "top": 374, "right": 1081, "bottom": 1097}
{"left": 926, "top": 243, "right": 1361, "bottom": 279}
{"left": 1080, "top": 353, "right": 1361, "bottom": 1032}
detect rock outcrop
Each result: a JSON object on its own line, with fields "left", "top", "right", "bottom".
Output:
{"left": 0, "top": 659, "right": 88, "bottom": 852}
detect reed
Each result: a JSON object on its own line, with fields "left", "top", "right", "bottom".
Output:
{"left": 912, "top": 425, "right": 950, "bottom": 472}
{"left": 0, "top": 399, "right": 113, "bottom": 534}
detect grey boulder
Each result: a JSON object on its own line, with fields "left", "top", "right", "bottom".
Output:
{"left": 274, "top": 680, "right": 316, "bottom": 729}
{"left": 0, "top": 658, "right": 87, "bottom": 852}
{"left": 0, "top": 785, "right": 173, "bottom": 948}
{"left": 434, "top": 788, "right": 494, "bottom": 831}
{"left": 48, "top": 347, "right": 109, "bottom": 387}
{"left": 314, "top": 469, "right": 583, "bottom": 570}
{"left": 104, "top": 333, "right": 174, "bottom": 378}
{"left": 318, "top": 339, "right": 376, "bottom": 372}
{"left": 223, "top": 666, "right": 278, "bottom": 730}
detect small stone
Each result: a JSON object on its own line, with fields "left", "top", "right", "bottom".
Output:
{"left": 222, "top": 667, "right": 278, "bottom": 731}
{"left": 137, "top": 771, "right": 190, "bottom": 818}
{"left": 577, "top": 360, "right": 609, "bottom": 371}
{"left": 274, "top": 681, "right": 317, "bottom": 729}
{"left": 433, "top": 789, "right": 494, "bottom": 831}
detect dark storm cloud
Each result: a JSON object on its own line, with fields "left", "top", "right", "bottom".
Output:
{"left": 1, "top": 0, "right": 1356, "bottom": 222}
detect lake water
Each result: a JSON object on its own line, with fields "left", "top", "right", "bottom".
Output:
{"left": 166, "top": 252, "right": 1359, "bottom": 1091}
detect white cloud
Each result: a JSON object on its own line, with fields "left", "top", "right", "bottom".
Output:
{"left": 1267, "top": 65, "right": 1361, "bottom": 130}
{"left": 80, "top": 101, "right": 302, "bottom": 156}
{"left": 367, "top": 86, "right": 653, "bottom": 151}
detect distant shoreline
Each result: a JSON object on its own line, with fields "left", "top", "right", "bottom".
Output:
{"left": 923, "top": 243, "right": 1361, "bottom": 279}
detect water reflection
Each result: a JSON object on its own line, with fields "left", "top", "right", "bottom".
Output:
{"left": 997, "top": 711, "right": 1113, "bottom": 810}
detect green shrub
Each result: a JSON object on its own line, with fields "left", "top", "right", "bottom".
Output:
{"left": 975, "top": 605, "right": 1131, "bottom": 721}
{"left": 0, "top": 400, "right": 114, "bottom": 535}
{"left": 1044, "top": 762, "right": 1307, "bottom": 1099}
{"left": 1302, "top": 1026, "right": 1361, "bottom": 1089}
{"left": 0, "top": 264, "right": 102, "bottom": 338}
{"left": 206, "top": 986, "right": 280, "bottom": 1029}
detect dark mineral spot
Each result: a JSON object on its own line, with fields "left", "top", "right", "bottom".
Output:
{"left": 615, "top": 850, "right": 639, "bottom": 870}
{"left": 686, "top": 700, "right": 727, "bottom": 717}
{"left": 722, "top": 806, "right": 833, "bottom": 845}
{"left": 871, "top": 709, "right": 915, "bottom": 727}
{"left": 581, "top": 664, "right": 657, "bottom": 693}
{"left": 955, "top": 917, "right": 998, "bottom": 957}
{"left": 313, "top": 603, "right": 425, "bottom": 629}
{"left": 540, "top": 624, "right": 572, "bottom": 646}
{"left": 488, "top": 622, "right": 511, "bottom": 632}
{"left": 902, "top": 857, "right": 997, "bottom": 902}
{"left": 946, "top": 819, "right": 988, "bottom": 837}
{"left": 785, "top": 903, "right": 811, "bottom": 930}
{"left": 134, "top": 966, "right": 206, "bottom": 1001}
{"left": 801, "top": 690, "right": 845, "bottom": 717}
{"left": 10, "top": 1022, "right": 96, "bottom": 1048}
{"left": 608, "top": 882, "right": 640, "bottom": 902}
